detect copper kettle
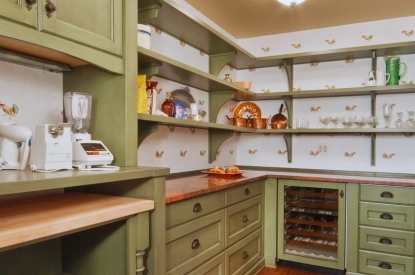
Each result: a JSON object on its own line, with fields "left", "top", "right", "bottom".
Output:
{"left": 270, "top": 104, "right": 288, "bottom": 129}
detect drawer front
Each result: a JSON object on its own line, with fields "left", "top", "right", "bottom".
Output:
{"left": 166, "top": 191, "right": 225, "bottom": 228}
{"left": 166, "top": 211, "right": 225, "bottom": 275}
{"left": 358, "top": 250, "right": 414, "bottom": 275}
{"left": 187, "top": 252, "right": 225, "bottom": 275}
{"left": 359, "top": 226, "right": 415, "bottom": 256}
{"left": 226, "top": 196, "right": 262, "bottom": 247}
{"left": 226, "top": 181, "right": 263, "bottom": 206}
{"left": 361, "top": 185, "right": 415, "bottom": 205}
{"left": 225, "top": 229, "right": 263, "bottom": 275}
{"left": 359, "top": 202, "right": 415, "bottom": 231}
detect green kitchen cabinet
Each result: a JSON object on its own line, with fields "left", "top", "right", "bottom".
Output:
{"left": 165, "top": 180, "right": 265, "bottom": 275}
{"left": 347, "top": 184, "right": 415, "bottom": 275}
{"left": 0, "top": 0, "right": 37, "bottom": 27}
{"left": 41, "top": 0, "right": 123, "bottom": 56}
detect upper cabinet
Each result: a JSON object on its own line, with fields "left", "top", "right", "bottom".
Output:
{"left": 0, "top": 0, "right": 37, "bottom": 28}
{"left": 0, "top": 0, "right": 124, "bottom": 74}
{"left": 41, "top": 0, "right": 123, "bottom": 56}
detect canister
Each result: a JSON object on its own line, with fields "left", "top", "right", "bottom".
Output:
{"left": 137, "top": 24, "right": 151, "bottom": 49}
{"left": 182, "top": 107, "right": 191, "bottom": 119}
{"left": 174, "top": 103, "right": 183, "bottom": 118}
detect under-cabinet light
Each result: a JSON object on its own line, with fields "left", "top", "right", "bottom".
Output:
{"left": 0, "top": 48, "right": 72, "bottom": 73}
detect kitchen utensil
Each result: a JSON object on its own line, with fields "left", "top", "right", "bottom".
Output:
{"left": 251, "top": 116, "right": 271, "bottom": 129}
{"left": 246, "top": 114, "right": 252, "bottom": 128}
{"left": 385, "top": 56, "right": 407, "bottom": 85}
{"left": 270, "top": 104, "right": 288, "bottom": 129}
{"left": 366, "top": 116, "right": 378, "bottom": 128}
{"left": 233, "top": 102, "right": 261, "bottom": 118}
{"left": 405, "top": 111, "right": 415, "bottom": 128}
{"left": 29, "top": 124, "right": 72, "bottom": 171}
{"left": 318, "top": 116, "right": 330, "bottom": 128}
{"left": 375, "top": 71, "right": 390, "bottom": 86}
{"left": 64, "top": 92, "right": 116, "bottom": 169}
{"left": 0, "top": 122, "right": 32, "bottom": 170}
{"left": 395, "top": 112, "right": 404, "bottom": 128}
{"left": 340, "top": 116, "right": 354, "bottom": 128}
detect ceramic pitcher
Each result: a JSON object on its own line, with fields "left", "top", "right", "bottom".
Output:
{"left": 384, "top": 56, "right": 407, "bottom": 85}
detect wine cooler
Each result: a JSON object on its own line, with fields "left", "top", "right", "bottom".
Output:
{"left": 277, "top": 180, "right": 346, "bottom": 271}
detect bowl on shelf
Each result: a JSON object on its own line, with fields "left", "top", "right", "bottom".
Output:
{"left": 233, "top": 81, "right": 252, "bottom": 90}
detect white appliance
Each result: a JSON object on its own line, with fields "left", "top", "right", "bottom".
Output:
{"left": 29, "top": 124, "right": 73, "bottom": 171}
{"left": 64, "top": 92, "right": 117, "bottom": 170}
{"left": 0, "top": 122, "right": 32, "bottom": 170}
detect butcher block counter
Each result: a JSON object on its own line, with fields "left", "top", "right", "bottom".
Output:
{"left": 165, "top": 169, "right": 415, "bottom": 203}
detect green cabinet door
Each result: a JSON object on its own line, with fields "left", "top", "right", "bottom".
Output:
{"left": 0, "top": 0, "right": 37, "bottom": 28}
{"left": 41, "top": 0, "right": 122, "bottom": 56}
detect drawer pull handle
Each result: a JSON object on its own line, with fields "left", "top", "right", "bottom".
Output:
{"left": 25, "top": 0, "right": 37, "bottom": 10}
{"left": 378, "top": 262, "right": 392, "bottom": 270}
{"left": 191, "top": 239, "right": 200, "bottom": 249}
{"left": 380, "top": 213, "right": 393, "bottom": 220}
{"left": 193, "top": 202, "right": 202, "bottom": 213}
{"left": 242, "top": 251, "right": 248, "bottom": 259}
{"left": 242, "top": 215, "right": 248, "bottom": 222}
{"left": 244, "top": 188, "right": 250, "bottom": 195}
{"left": 380, "top": 191, "right": 394, "bottom": 198}
{"left": 379, "top": 237, "right": 393, "bottom": 245}
{"left": 45, "top": 0, "right": 56, "bottom": 18}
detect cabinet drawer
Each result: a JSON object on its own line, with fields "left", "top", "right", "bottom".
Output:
{"left": 358, "top": 250, "right": 414, "bottom": 275}
{"left": 360, "top": 202, "right": 415, "bottom": 231}
{"left": 225, "top": 229, "right": 262, "bottom": 275}
{"left": 226, "top": 196, "right": 262, "bottom": 247}
{"left": 166, "top": 191, "right": 225, "bottom": 228}
{"left": 361, "top": 185, "right": 415, "bottom": 205}
{"left": 359, "top": 226, "right": 415, "bottom": 256}
{"left": 187, "top": 252, "right": 225, "bottom": 275}
{"left": 166, "top": 211, "right": 225, "bottom": 275}
{"left": 226, "top": 181, "right": 263, "bottom": 206}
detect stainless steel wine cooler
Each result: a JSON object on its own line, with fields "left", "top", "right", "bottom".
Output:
{"left": 277, "top": 179, "right": 346, "bottom": 270}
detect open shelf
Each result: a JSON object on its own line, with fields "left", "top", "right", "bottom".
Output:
{"left": 0, "top": 192, "right": 154, "bottom": 252}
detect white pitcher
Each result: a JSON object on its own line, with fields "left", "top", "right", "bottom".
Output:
{"left": 376, "top": 71, "right": 390, "bottom": 86}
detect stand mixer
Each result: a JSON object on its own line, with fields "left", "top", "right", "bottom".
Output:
{"left": 64, "top": 92, "right": 117, "bottom": 170}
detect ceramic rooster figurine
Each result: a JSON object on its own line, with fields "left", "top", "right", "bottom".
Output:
{"left": 0, "top": 103, "right": 19, "bottom": 119}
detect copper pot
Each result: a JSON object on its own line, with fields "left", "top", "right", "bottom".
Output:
{"left": 251, "top": 116, "right": 270, "bottom": 129}
{"left": 271, "top": 104, "right": 288, "bottom": 129}
{"left": 226, "top": 115, "right": 247, "bottom": 127}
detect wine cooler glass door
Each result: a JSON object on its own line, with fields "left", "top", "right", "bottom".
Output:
{"left": 277, "top": 180, "right": 346, "bottom": 270}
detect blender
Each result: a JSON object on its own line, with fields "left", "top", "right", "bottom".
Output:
{"left": 64, "top": 92, "right": 117, "bottom": 170}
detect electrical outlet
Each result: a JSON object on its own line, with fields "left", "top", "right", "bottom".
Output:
{"left": 318, "top": 143, "right": 329, "bottom": 154}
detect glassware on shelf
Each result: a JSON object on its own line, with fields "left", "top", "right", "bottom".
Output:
{"left": 405, "top": 111, "right": 415, "bottom": 128}
{"left": 340, "top": 116, "right": 354, "bottom": 128}
{"left": 318, "top": 116, "right": 330, "bottom": 128}
{"left": 353, "top": 116, "right": 366, "bottom": 127}
{"left": 329, "top": 116, "right": 340, "bottom": 128}
{"left": 383, "top": 103, "right": 392, "bottom": 128}
{"left": 395, "top": 112, "right": 405, "bottom": 128}
{"left": 366, "top": 116, "right": 378, "bottom": 128}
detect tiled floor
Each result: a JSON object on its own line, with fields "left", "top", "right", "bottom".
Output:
{"left": 256, "top": 266, "right": 322, "bottom": 275}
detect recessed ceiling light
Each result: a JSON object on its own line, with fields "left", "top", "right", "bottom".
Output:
{"left": 277, "top": 0, "right": 306, "bottom": 7}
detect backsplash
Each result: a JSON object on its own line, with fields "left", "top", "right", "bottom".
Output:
{"left": 138, "top": 16, "right": 415, "bottom": 174}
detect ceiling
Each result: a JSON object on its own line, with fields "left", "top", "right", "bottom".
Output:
{"left": 184, "top": 0, "right": 415, "bottom": 39}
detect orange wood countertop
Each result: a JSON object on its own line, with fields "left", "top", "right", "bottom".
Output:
{"left": 165, "top": 170, "right": 415, "bottom": 204}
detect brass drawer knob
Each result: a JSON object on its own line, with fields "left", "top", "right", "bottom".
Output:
{"left": 380, "top": 191, "right": 394, "bottom": 198}
{"left": 378, "top": 262, "right": 392, "bottom": 270}
{"left": 379, "top": 237, "right": 393, "bottom": 245}
{"left": 242, "top": 215, "right": 248, "bottom": 223}
{"left": 380, "top": 213, "right": 393, "bottom": 220}
{"left": 191, "top": 239, "right": 200, "bottom": 249}
{"left": 25, "top": 0, "right": 37, "bottom": 10}
{"left": 193, "top": 202, "right": 202, "bottom": 213}
{"left": 242, "top": 251, "right": 248, "bottom": 259}
{"left": 45, "top": 0, "right": 56, "bottom": 18}
{"left": 244, "top": 188, "right": 250, "bottom": 195}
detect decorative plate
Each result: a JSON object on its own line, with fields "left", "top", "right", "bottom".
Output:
{"left": 233, "top": 102, "right": 261, "bottom": 118}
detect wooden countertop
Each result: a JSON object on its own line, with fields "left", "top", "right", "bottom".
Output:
{"left": 165, "top": 170, "right": 415, "bottom": 204}
{"left": 0, "top": 166, "right": 170, "bottom": 196}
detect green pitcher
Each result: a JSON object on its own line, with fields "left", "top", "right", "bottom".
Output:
{"left": 385, "top": 56, "right": 407, "bottom": 85}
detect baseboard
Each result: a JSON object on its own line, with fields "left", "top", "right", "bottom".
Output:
{"left": 247, "top": 258, "right": 265, "bottom": 275}
{"left": 278, "top": 260, "right": 345, "bottom": 275}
